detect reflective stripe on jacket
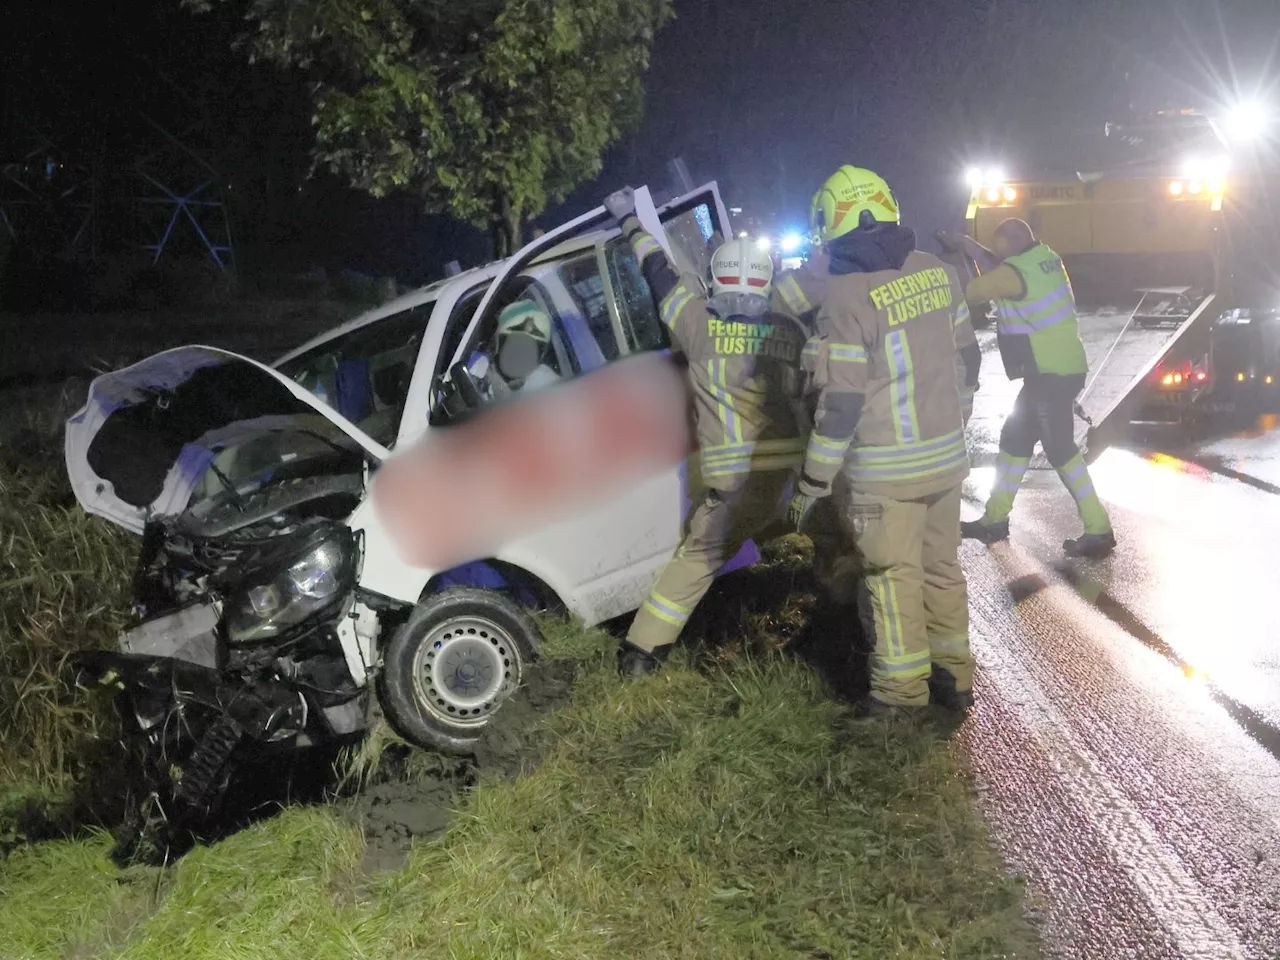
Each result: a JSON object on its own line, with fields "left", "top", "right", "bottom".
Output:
{"left": 994, "top": 244, "right": 1087, "bottom": 376}
{"left": 622, "top": 217, "right": 810, "bottom": 490}
{"left": 771, "top": 270, "right": 827, "bottom": 322}
{"left": 801, "top": 251, "right": 972, "bottom": 499}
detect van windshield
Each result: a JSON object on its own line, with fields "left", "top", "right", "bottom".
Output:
{"left": 277, "top": 301, "right": 434, "bottom": 447}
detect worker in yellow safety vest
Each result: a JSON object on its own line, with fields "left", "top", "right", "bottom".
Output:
{"left": 788, "top": 165, "right": 982, "bottom": 715}
{"left": 952, "top": 218, "right": 1115, "bottom": 558}
{"left": 603, "top": 187, "right": 811, "bottom": 676}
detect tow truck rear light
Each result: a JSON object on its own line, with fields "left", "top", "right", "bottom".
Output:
{"left": 1237, "top": 372, "right": 1248, "bottom": 382}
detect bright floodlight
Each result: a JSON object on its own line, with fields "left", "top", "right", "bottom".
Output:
{"left": 1226, "top": 100, "right": 1269, "bottom": 141}
{"left": 964, "top": 167, "right": 983, "bottom": 188}
{"left": 780, "top": 231, "right": 803, "bottom": 254}
{"left": 986, "top": 167, "right": 1006, "bottom": 186}
{"left": 755, "top": 235, "right": 772, "bottom": 251}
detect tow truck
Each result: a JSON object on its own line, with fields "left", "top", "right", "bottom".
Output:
{"left": 945, "top": 99, "right": 1280, "bottom": 455}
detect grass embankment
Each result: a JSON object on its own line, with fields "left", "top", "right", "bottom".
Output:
{"left": 2, "top": 623, "right": 1037, "bottom": 959}
{"left": 0, "top": 411, "right": 135, "bottom": 838}
{"left": 0, "top": 407, "right": 1038, "bottom": 959}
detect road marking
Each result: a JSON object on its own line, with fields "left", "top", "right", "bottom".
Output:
{"left": 969, "top": 586, "right": 1252, "bottom": 960}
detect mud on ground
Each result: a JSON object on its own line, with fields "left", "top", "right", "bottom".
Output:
{"left": 351, "top": 656, "right": 578, "bottom": 873}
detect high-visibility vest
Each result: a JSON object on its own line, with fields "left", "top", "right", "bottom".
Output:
{"left": 994, "top": 244, "right": 1087, "bottom": 376}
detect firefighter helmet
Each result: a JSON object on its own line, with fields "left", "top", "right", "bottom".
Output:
{"left": 811, "top": 165, "right": 901, "bottom": 242}
{"left": 496, "top": 299, "right": 552, "bottom": 343}
{"left": 710, "top": 238, "right": 774, "bottom": 299}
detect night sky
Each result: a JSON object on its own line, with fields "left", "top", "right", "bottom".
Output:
{"left": 3, "top": 0, "right": 1278, "bottom": 283}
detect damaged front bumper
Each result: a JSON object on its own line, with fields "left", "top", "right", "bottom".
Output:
{"left": 68, "top": 651, "right": 310, "bottom": 741}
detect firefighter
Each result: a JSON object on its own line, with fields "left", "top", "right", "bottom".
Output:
{"left": 952, "top": 218, "right": 1115, "bottom": 558}
{"left": 603, "top": 187, "right": 810, "bottom": 676}
{"left": 487, "top": 299, "right": 562, "bottom": 395}
{"left": 788, "top": 165, "right": 981, "bottom": 715}
{"left": 771, "top": 247, "right": 829, "bottom": 326}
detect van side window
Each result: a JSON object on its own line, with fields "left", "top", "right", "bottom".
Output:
{"left": 605, "top": 240, "right": 669, "bottom": 353}
{"left": 558, "top": 253, "right": 622, "bottom": 364}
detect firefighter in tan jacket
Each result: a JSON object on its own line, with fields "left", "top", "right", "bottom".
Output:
{"left": 789, "top": 166, "right": 982, "bottom": 714}
{"left": 603, "top": 187, "right": 810, "bottom": 676}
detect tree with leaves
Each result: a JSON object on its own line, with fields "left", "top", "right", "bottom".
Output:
{"left": 185, "top": 0, "right": 673, "bottom": 256}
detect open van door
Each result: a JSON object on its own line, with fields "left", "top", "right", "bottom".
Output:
{"left": 437, "top": 180, "right": 732, "bottom": 386}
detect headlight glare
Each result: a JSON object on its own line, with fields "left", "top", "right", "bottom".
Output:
{"left": 227, "top": 533, "right": 356, "bottom": 644}
{"left": 286, "top": 540, "right": 346, "bottom": 600}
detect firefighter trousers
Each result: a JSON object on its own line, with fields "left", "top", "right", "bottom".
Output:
{"left": 626, "top": 470, "right": 793, "bottom": 653}
{"left": 982, "top": 373, "right": 1112, "bottom": 535}
{"left": 840, "top": 483, "right": 974, "bottom": 707}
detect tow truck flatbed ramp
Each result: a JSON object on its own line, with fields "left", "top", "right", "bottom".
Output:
{"left": 1081, "top": 292, "right": 1218, "bottom": 462}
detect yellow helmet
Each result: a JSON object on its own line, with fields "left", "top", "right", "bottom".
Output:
{"left": 810, "top": 165, "right": 900, "bottom": 242}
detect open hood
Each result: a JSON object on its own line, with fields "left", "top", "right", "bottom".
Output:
{"left": 66, "top": 346, "right": 387, "bottom": 534}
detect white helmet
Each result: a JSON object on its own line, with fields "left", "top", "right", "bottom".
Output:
{"left": 708, "top": 239, "right": 773, "bottom": 317}
{"left": 711, "top": 238, "right": 774, "bottom": 300}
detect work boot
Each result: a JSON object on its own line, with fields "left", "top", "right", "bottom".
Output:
{"left": 617, "top": 641, "right": 672, "bottom": 677}
{"left": 850, "top": 696, "right": 924, "bottom": 721}
{"left": 960, "top": 518, "right": 1009, "bottom": 544}
{"left": 927, "top": 665, "right": 975, "bottom": 714}
{"left": 1063, "top": 531, "right": 1116, "bottom": 559}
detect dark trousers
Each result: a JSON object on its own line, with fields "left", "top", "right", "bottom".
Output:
{"left": 1000, "top": 373, "right": 1085, "bottom": 467}
{"left": 984, "top": 372, "right": 1112, "bottom": 534}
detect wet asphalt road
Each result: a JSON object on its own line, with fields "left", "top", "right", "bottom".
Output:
{"left": 958, "top": 318, "right": 1280, "bottom": 959}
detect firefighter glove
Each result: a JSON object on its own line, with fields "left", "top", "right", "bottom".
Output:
{"left": 604, "top": 187, "right": 637, "bottom": 222}
{"left": 788, "top": 490, "right": 819, "bottom": 531}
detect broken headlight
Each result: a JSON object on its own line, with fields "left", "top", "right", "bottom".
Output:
{"left": 225, "top": 532, "right": 356, "bottom": 644}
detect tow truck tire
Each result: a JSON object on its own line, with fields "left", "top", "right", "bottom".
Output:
{"left": 377, "top": 588, "right": 540, "bottom": 755}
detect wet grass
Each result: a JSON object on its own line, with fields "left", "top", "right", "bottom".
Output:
{"left": 0, "top": 410, "right": 136, "bottom": 839}
{"left": 1, "top": 615, "right": 1039, "bottom": 959}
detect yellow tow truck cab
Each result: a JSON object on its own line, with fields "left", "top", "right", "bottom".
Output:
{"left": 963, "top": 110, "right": 1234, "bottom": 298}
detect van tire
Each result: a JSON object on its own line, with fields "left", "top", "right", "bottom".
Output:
{"left": 377, "top": 588, "right": 540, "bottom": 755}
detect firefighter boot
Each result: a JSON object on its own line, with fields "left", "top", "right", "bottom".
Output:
{"left": 851, "top": 696, "right": 926, "bottom": 721}
{"left": 1063, "top": 531, "right": 1117, "bottom": 559}
{"left": 960, "top": 518, "right": 1009, "bottom": 544}
{"left": 617, "top": 641, "right": 673, "bottom": 677}
{"left": 927, "top": 664, "right": 974, "bottom": 714}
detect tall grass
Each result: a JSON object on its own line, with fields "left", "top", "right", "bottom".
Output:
{"left": 0, "top": 411, "right": 136, "bottom": 822}
{"left": 0, "top": 628, "right": 1039, "bottom": 960}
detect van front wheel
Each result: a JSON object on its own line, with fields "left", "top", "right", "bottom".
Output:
{"left": 377, "top": 588, "right": 539, "bottom": 755}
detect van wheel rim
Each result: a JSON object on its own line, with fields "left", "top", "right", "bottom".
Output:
{"left": 411, "top": 616, "right": 520, "bottom": 727}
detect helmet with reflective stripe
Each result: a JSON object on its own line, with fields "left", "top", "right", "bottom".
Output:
{"left": 810, "top": 165, "right": 901, "bottom": 242}
{"left": 497, "top": 299, "right": 551, "bottom": 343}
{"left": 710, "top": 238, "right": 774, "bottom": 300}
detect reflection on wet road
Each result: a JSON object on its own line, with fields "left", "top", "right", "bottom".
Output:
{"left": 959, "top": 325, "right": 1280, "bottom": 959}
